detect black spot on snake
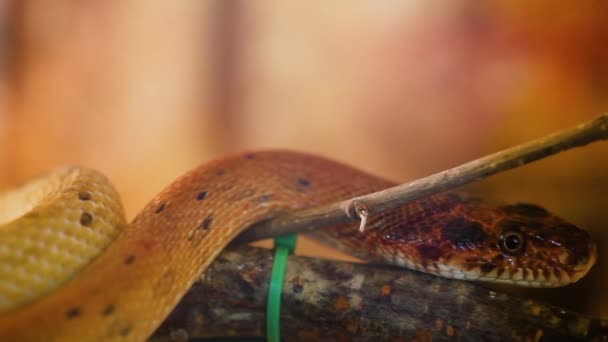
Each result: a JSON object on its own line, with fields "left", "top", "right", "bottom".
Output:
{"left": 78, "top": 191, "right": 91, "bottom": 200}
{"left": 155, "top": 202, "right": 166, "bottom": 214}
{"left": 244, "top": 153, "right": 255, "bottom": 159}
{"left": 196, "top": 191, "right": 208, "bottom": 201}
{"left": 102, "top": 304, "right": 115, "bottom": 316}
{"left": 66, "top": 307, "right": 82, "bottom": 319}
{"left": 200, "top": 217, "right": 213, "bottom": 230}
{"left": 124, "top": 255, "right": 136, "bottom": 265}
{"left": 80, "top": 212, "right": 93, "bottom": 226}
{"left": 503, "top": 203, "right": 549, "bottom": 218}
{"left": 298, "top": 178, "right": 310, "bottom": 187}
{"left": 441, "top": 217, "right": 487, "bottom": 249}
{"left": 216, "top": 169, "right": 226, "bottom": 175}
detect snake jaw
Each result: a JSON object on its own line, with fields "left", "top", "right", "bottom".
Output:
{"left": 431, "top": 263, "right": 580, "bottom": 288}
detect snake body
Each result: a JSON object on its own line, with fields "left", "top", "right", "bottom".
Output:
{"left": 0, "top": 151, "right": 597, "bottom": 341}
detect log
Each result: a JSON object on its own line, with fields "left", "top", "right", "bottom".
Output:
{"left": 152, "top": 246, "right": 608, "bottom": 341}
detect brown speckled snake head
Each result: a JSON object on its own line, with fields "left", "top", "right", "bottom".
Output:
{"left": 313, "top": 192, "right": 597, "bottom": 287}
{"left": 492, "top": 202, "right": 597, "bottom": 286}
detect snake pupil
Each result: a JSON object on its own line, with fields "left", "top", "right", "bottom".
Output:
{"left": 505, "top": 235, "right": 520, "bottom": 250}
{"left": 499, "top": 231, "right": 526, "bottom": 255}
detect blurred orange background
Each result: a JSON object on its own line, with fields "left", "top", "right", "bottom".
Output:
{"left": 1, "top": 1, "right": 607, "bottom": 317}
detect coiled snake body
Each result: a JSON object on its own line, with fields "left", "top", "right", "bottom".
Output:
{"left": 0, "top": 151, "right": 597, "bottom": 341}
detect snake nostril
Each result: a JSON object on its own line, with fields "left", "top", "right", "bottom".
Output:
{"left": 80, "top": 212, "right": 93, "bottom": 226}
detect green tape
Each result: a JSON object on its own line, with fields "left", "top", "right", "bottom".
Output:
{"left": 267, "top": 234, "right": 298, "bottom": 342}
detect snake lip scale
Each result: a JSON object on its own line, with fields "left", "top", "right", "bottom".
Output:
{"left": 0, "top": 150, "right": 597, "bottom": 341}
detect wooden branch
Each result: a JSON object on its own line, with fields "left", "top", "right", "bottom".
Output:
{"left": 151, "top": 246, "right": 608, "bottom": 341}
{"left": 235, "top": 114, "right": 608, "bottom": 243}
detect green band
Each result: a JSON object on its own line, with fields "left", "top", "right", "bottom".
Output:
{"left": 267, "top": 234, "right": 298, "bottom": 342}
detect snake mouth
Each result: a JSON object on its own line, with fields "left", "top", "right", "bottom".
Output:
{"left": 389, "top": 254, "right": 595, "bottom": 287}
{"left": 393, "top": 254, "right": 597, "bottom": 287}
{"left": 436, "top": 259, "right": 597, "bottom": 287}
{"left": 432, "top": 266, "right": 574, "bottom": 287}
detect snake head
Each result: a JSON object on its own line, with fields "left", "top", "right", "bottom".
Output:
{"left": 453, "top": 202, "right": 598, "bottom": 287}
{"left": 319, "top": 193, "right": 596, "bottom": 288}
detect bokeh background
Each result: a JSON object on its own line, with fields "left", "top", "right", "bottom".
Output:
{"left": 1, "top": 1, "right": 607, "bottom": 317}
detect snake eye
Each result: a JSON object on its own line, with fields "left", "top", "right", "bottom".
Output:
{"left": 499, "top": 231, "right": 526, "bottom": 255}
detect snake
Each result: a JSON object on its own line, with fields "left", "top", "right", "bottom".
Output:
{"left": 0, "top": 150, "right": 597, "bottom": 341}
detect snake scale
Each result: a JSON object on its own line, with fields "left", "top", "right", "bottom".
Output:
{"left": 0, "top": 151, "right": 597, "bottom": 341}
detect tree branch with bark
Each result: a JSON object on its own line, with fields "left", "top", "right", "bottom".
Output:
{"left": 153, "top": 246, "right": 608, "bottom": 341}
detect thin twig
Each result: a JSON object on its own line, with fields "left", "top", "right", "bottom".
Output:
{"left": 235, "top": 114, "right": 608, "bottom": 243}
